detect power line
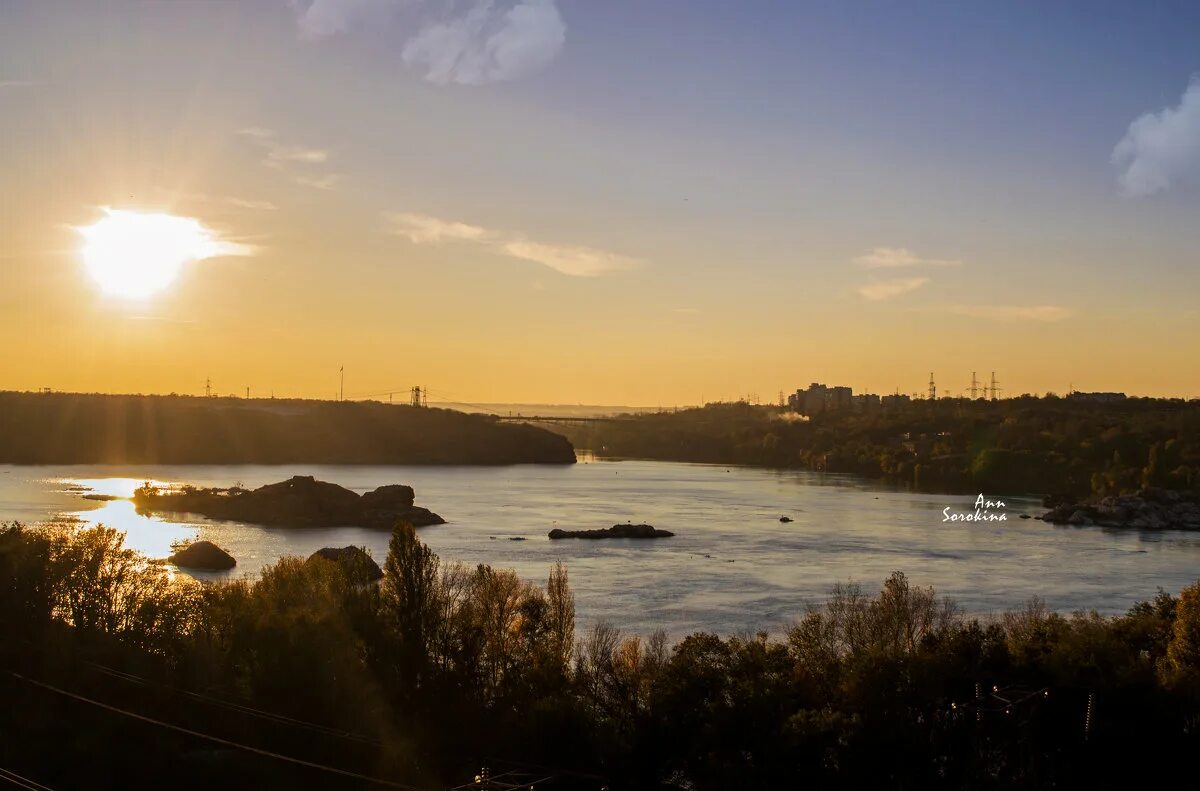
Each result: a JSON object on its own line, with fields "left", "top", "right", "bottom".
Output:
{"left": 0, "top": 767, "right": 55, "bottom": 791}
{"left": 6, "top": 671, "right": 428, "bottom": 791}
{"left": 84, "top": 661, "right": 381, "bottom": 747}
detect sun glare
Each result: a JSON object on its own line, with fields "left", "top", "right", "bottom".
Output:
{"left": 77, "top": 208, "right": 241, "bottom": 299}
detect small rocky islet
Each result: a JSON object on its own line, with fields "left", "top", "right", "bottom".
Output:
{"left": 1039, "top": 487, "right": 1200, "bottom": 530}
{"left": 548, "top": 523, "right": 674, "bottom": 540}
{"left": 133, "top": 475, "right": 444, "bottom": 528}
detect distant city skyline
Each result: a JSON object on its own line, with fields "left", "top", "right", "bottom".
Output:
{"left": 2, "top": 1, "right": 1198, "bottom": 403}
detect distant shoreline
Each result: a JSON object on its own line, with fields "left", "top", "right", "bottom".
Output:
{"left": 0, "top": 391, "right": 577, "bottom": 466}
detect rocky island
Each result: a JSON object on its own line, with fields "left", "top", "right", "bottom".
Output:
{"left": 1040, "top": 487, "right": 1200, "bottom": 530}
{"left": 134, "top": 475, "right": 445, "bottom": 528}
{"left": 548, "top": 523, "right": 674, "bottom": 539}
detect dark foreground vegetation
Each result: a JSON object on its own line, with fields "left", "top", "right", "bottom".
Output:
{"left": 562, "top": 397, "right": 1200, "bottom": 497}
{"left": 0, "top": 391, "right": 575, "bottom": 465}
{"left": 5, "top": 521, "right": 1200, "bottom": 789}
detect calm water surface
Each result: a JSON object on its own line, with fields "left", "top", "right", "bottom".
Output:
{"left": 3, "top": 459, "right": 1199, "bottom": 636}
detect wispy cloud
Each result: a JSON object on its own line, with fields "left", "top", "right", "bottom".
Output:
{"left": 265, "top": 145, "right": 329, "bottom": 165}
{"left": 499, "top": 239, "right": 638, "bottom": 277}
{"left": 387, "top": 212, "right": 640, "bottom": 277}
{"left": 857, "top": 277, "right": 929, "bottom": 301}
{"left": 151, "top": 189, "right": 279, "bottom": 212}
{"left": 291, "top": 0, "right": 566, "bottom": 85}
{"left": 1113, "top": 77, "right": 1200, "bottom": 196}
{"left": 227, "top": 197, "right": 279, "bottom": 211}
{"left": 854, "top": 247, "right": 960, "bottom": 269}
{"left": 0, "top": 80, "right": 37, "bottom": 89}
{"left": 390, "top": 213, "right": 487, "bottom": 243}
{"left": 402, "top": 0, "right": 566, "bottom": 85}
{"left": 238, "top": 127, "right": 336, "bottom": 190}
{"left": 292, "top": 0, "right": 394, "bottom": 38}
{"left": 948, "top": 305, "right": 1073, "bottom": 322}
{"left": 292, "top": 173, "right": 340, "bottom": 191}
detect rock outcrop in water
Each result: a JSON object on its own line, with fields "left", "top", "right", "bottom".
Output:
{"left": 307, "top": 546, "right": 384, "bottom": 583}
{"left": 134, "top": 475, "right": 444, "bottom": 528}
{"left": 548, "top": 523, "right": 674, "bottom": 540}
{"left": 1039, "top": 488, "right": 1200, "bottom": 530}
{"left": 169, "top": 540, "right": 236, "bottom": 570}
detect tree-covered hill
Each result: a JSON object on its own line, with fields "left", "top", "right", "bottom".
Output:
{"left": 559, "top": 397, "right": 1200, "bottom": 497}
{"left": 0, "top": 391, "right": 576, "bottom": 465}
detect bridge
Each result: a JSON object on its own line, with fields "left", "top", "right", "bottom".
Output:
{"left": 492, "top": 414, "right": 627, "bottom": 425}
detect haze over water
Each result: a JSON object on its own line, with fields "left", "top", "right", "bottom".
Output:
{"left": 5, "top": 459, "right": 1200, "bottom": 636}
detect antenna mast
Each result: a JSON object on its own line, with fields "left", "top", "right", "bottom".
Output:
{"left": 928, "top": 372, "right": 937, "bottom": 401}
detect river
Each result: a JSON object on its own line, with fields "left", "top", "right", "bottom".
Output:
{"left": 3, "top": 459, "right": 1199, "bottom": 636}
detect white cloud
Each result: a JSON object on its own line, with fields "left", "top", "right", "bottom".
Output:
{"left": 291, "top": 0, "right": 394, "bottom": 38}
{"left": 1113, "top": 77, "right": 1200, "bottom": 196}
{"left": 857, "top": 277, "right": 929, "bottom": 301}
{"left": 289, "top": 1, "right": 566, "bottom": 85}
{"left": 854, "top": 247, "right": 960, "bottom": 268}
{"left": 386, "top": 211, "right": 639, "bottom": 277}
{"left": 402, "top": 0, "right": 566, "bottom": 85}
{"left": 948, "top": 305, "right": 1072, "bottom": 322}
{"left": 0, "top": 80, "right": 37, "bottom": 89}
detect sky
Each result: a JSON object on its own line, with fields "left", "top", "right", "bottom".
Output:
{"left": 1, "top": 0, "right": 1198, "bottom": 405}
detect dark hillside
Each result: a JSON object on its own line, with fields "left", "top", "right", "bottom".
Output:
{"left": 0, "top": 391, "right": 576, "bottom": 465}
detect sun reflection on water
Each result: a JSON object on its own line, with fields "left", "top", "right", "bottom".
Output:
{"left": 65, "top": 494, "right": 198, "bottom": 559}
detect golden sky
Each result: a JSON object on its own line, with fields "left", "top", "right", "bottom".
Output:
{"left": 2, "top": 2, "right": 1198, "bottom": 404}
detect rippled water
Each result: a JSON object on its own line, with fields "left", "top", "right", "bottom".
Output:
{"left": 3, "top": 460, "right": 1199, "bottom": 636}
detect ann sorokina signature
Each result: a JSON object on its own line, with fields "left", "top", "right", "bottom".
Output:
{"left": 943, "top": 494, "right": 1007, "bottom": 522}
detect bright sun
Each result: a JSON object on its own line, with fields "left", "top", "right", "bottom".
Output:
{"left": 78, "top": 208, "right": 239, "bottom": 299}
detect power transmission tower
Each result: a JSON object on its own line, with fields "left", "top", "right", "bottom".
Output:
{"left": 928, "top": 372, "right": 937, "bottom": 401}
{"left": 339, "top": 366, "right": 344, "bottom": 402}
{"left": 969, "top": 371, "right": 979, "bottom": 400}
{"left": 410, "top": 385, "right": 426, "bottom": 408}
{"left": 205, "top": 377, "right": 212, "bottom": 398}
{"left": 989, "top": 372, "right": 1001, "bottom": 401}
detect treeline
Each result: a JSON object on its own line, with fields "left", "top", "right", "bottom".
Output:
{"left": 561, "top": 397, "right": 1200, "bottom": 496}
{"left": 0, "top": 391, "right": 575, "bottom": 464}
{"left": 4, "top": 521, "right": 1200, "bottom": 788}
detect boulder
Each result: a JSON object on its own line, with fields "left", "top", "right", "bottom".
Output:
{"left": 307, "top": 546, "right": 383, "bottom": 583}
{"left": 169, "top": 541, "right": 236, "bottom": 571}
{"left": 360, "top": 484, "right": 415, "bottom": 510}
{"left": 549, "top": 523, "right": 674, "bottom": 540}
